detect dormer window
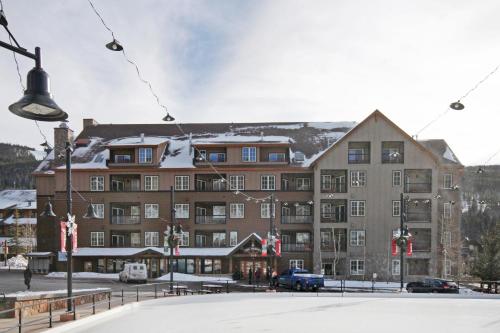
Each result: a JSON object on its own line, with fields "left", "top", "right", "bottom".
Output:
{"left": 139, "top": 148, "right": 153, "bottom": 164}
{"left": 268, "top": 152, "right": 286, "bottom": 162}
{"left": 294, "top": 152, "right": 305, "bottom": 162}
{"left": 242, "top": 147, "right": 257, "bottom": 162}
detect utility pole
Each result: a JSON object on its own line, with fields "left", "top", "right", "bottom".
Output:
{"left": 268, "top": 193, "right": 274, "bottom": 288}
{"left": 65, "top": 142, "right": 73, "bottom": 312}
{"left": 400, "top": 193, "right": 405, "bottom": 291}
{"left": 169, "top": 185, "right": 175, "bottom": 293}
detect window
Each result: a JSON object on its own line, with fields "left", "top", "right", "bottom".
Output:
{"left": 138, "top": 148, "right": 153, "bottom": 164}
{"left": 195, "top": 234, "right": 207, "bottom": 247}
{"left": 269, "top": 152, "right": 286, "bottom": 162}
{"left": 445, "top": 259, "right": 452, "bottom": 276}
{"left": 392, "top": 200, "right": 401, "bottom": 217}
{"left": 350, "top": 260, "right": 365, "bottom": 275}
{"left": 175, "top": 204, "right": 189, "bottom": 219}
{"left": 321, "top": 202, "right": 333, "bottom": 218}
{"left": 350, "top": 171, "right": 366, "bottom": 187}
{"left": 90, "top": 176, "right": 104, "bottom": 191}
{"left": 296, "top": 232, "right": 310, "bottom": 244}
{"left": 179, "top": 232, "right": 189, "bottom": 247}
{"left": 443, "top": 231, "right": 452, "bottom": 247}
{"left": 294, "top": 151, "right": 305, "bottom": 162}
{"left": 260, "top": 203, "right": 275, "bottom": 218}
{"left": 90, "top": 232, "right": 104, "bottom": 247}
{"left": 289, "top": 259, "right": 304, "bottom": 269}
{"left": 350, "top": 200, "right": 366, "bottom": 216}
{"left": 213, "top": 233, "right": 226, "bottom": 247}
{"left": 348, "top": 142, "right": 370, "bottom": 164}
{"left": 443, "top": 202, "right": 452, "bottom": 219}
{"left": 229, "top": 231, "right": 238, "bottom": 246}
{"left": 145, "top": 204, "right": 159, "bottom": 218}
{"left": 392, "top": 259, "right": 400, "bottom": 275}
{"left": 131, "top": 233, "right": 141, "bottom": 247}
{"left": 145, "top": 176, "right": 159, "bottom": 191}
{"left": 261, "top": 175, "right": 276, "bottom": 190}
{"left": 443, "top": 174, "right": 453, "bottom": 189}
{"left": 392, "top": 170, "right": 402, "bottom": 187}
{"left": 209, "top": 152, "right": 226, "bottom": 163}
{"left": 321, "top": 175, "right": 332, "bottom": 190}
{"left": 382, "top": 141, "right": 404, "bottom": 163}
{"left": 350, "top": 230, "right": 365, "bottom": 246}
{"left": 230, "top": 203, "right": 245, "bottom": 218}
{"left": 296, "top": 178, "right": 311, "bottom": 191}
{"left": 145, "top": 232, "right": 159, "bottom": 246}
{"left": 92, "top": 204, "right": 104, "bottom": 219}
{"left": 175, "top": 176, "right": 189, "bottom": 191}
{"left": 242, "top": 147, "right": 257, "bottom": 162}
{"left": 198, "top": 150, "right": 206, "bottom": 161}
{"left": 295, "top": 204, "right": 311, "bottom": 216}
{"left": 229, "top": 175, "right": 245, "bottom": 191}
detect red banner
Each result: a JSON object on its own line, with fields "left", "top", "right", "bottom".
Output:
{"left": 72, "top": 224, "right": 78, "bottom": 252}
{"left": 391, "top": 238, "right": 397, "bottom": 256}
{"left": 406, "top": 238, "right": 413, "bottom": 256}
{"left": 174, "top": 245, "right": 180, "bottom": 256}
{"left": 275, "top": 239, "right": 281, "bottom": 257}
{"left": 261, "top": 239, "right": 267, "bottom": 257}
{"left": 60, "top": 222, "right": 67, "bottom": 252}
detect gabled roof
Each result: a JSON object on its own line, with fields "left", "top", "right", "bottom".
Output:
{"left": 0, "top": 190, "right": 37, "bottom": 210}
{"left": 418, "top": 139, "right": 463, "bottom": 166}
{"left": 311, "top": 110, "right": 440, "bottom": 166}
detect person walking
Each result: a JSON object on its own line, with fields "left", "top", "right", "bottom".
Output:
{"left": 248, "top": 268, "right": 253, "bottom": 285}
{"left": 24, "top": 267, "right": 32, "bottom": 290}
{"left": 255, "top": 268, "right": 261, "bottom": 286}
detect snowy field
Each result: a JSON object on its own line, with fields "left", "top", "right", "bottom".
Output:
{"left": 50, "top": 293, "right": 500, "bottom": 333}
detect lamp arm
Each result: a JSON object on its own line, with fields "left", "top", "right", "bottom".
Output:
{"left": 0, "top": 40, "right": 40, "bottom": 68}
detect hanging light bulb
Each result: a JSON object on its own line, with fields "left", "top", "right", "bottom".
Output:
{"left": 40, "top": 200, "right": 56, "bottom": 217}
{"left": 163, "top": 113, "right": 175, "bottom": 122}
{"left": 105, "top": 39, "right": 123, "bottom": 51}
{"left": 449, "top": 101, "right": 464, "bottom": 110}
{"left": 477, "top": 167, "right": 484, "bottom": 174}
{"left": 83, "top": 203, "right": 98, "bottom": 219}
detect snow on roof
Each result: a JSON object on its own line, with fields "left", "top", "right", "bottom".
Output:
{"left": 34, "top": 150, "right": 54, "bottom": 173}
{"left": 192, "top": 133, "right": 293, "bottom": 144}
{"left": 307, "top": 121, "right": 357, "bottom": 130}
{"left": 108, "top": 136, "right": 170, "bottom": 146}
{"left": 160, "top": 137, "right": 195, "bottom": 169}
{"left": 30, "top": 150, "right": 47, "bottom": 161}
{"left": 27, "top": 252, "right": 53, "bottom": 257}
{"left": 443, "top": 146, "right": 459, "bottom": 163}
{"left": 2, "top": 216, "right": 37, "bottom": 225}
{"left": 0, "top": 190, "right": 36, "bottom": 210}
{"left": 73, "top": 247, "right": 165, "bottom": 257}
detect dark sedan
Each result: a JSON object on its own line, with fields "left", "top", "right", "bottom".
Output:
{"left": 406, "top": 278, "right": 459, "bottom": 293}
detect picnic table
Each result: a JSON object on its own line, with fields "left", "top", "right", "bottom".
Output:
{"left": 202, "top": 284, "right": 223, "bottom": 293}
{"left": 163, "top": 285, "right": 189, "bottom": 296}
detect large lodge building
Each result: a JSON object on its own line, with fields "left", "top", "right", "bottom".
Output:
{"left": 33, "top": 111, "right": 463, "bottom": 280}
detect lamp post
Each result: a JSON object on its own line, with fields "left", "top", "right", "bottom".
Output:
{"left": 164, "top": 186, "right": 182, "bottom": 293}
{"left": 398, "top": 193, "right": 411, "bottom": 291}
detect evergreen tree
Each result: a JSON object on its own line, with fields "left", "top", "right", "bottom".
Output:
{"left": 472, "top": 224, "right": 500, "bottom": 281}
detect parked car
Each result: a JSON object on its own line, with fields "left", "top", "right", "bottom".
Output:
{"left": 278, "top": 269, "right": 324, "bottom": 291}
{"left": 119, "top": 263, "right": 148, "bottom": 283}
{"left": 406, "top": 278, "right": 459, "bottom": 293}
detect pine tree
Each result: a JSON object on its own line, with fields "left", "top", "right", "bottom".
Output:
{"left": 472, "top": 224, "right": 500, "bottom": 281}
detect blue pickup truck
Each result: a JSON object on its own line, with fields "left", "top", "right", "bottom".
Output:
{"left": 278, "top": 269, "right": 324, "bottom": 291}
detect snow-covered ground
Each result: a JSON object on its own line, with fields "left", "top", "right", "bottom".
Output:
{"left": 156, "top": 272, "right": 235, "bottom": 283}
{"left": 46, "top": 272, "right": 119, "bottom": 280}
{"left": 324, "top": 279, "right": 403, "bottom": 289}
{"left": 5, "top": 288, "right": 109, "bottom": 298}
{"left": 0, "top": 254, "right": 28, "bottom": 270}
{"left": 50, "top": 293, "right": 500, "bottom": 333}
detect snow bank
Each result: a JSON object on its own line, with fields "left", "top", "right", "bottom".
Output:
{"left": 6, "top": 254, "right": 28, "bottom": 268}
{"left": 324, "top": 279, "right": 403, "bottom": 289}
{"left": 46, "top": 272, "right": 119, "bottom": 280}
{"left": 156, "top": 272, "right": 234, "bottom": 283}
{"left": 6, "top": 288, "right": 110, "bottom": 298}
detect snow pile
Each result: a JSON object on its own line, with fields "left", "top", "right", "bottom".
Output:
{"left": 324, "top": 279, "right": 404, "bottom": 289}
{"left": 46, "top": 272, "right": 119, "bottom": 280}
{"left": 156, "top": 272, "right": 234, "bottom": 283}
{"left": 6, "top": 288, "right": 110, "bottom": 298}
{"left": 6, "top": 254, "right": 28, "bottom": 268}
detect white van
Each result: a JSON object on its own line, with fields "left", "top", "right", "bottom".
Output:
{"left": 119, "top": 263, "right": 148, "bottom": 283}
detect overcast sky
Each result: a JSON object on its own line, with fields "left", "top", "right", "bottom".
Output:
{"left": 1, "top": 0, "right": 499, "bottom": 165}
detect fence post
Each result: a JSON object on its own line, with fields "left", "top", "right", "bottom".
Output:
{"left": 226, "top": 281, "right": 229, "bottom": 293}
{"left": 73, "top": 299, "right": 76, "bottom": 320}
{"left": 136, "top": 287, "right": 139, "bottom": 302}
{"left": 155, "top": 284, "right": 157, "bottom": 299}
{"left": 121, "top": 289, "right": 124, "bottom": 306}
{"left": 108, "top": 292, "right": 111, "bottom": 310}
{"left": 18, "top": 307, "right": 22, "bottom": 333}
{"left": 49, "top": 303, "right": 52, "bottom": 328}
{"left": 92, "top": 294, "right": 96, "bottom": 315}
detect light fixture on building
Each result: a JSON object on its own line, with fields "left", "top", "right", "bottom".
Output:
{"left": 83, "top": 203, "right": 98, "bottom": 219}
{"left": 105, "top": 39, "right": 123, "bottom": 51}
{"left": 40, "top": 200, "right": 56, "bottom": 217}
{"left": 477, "top": 167, "right": 484, "bottom": 174}
{"left": 163, "top": 113, "right": 175, "bottom": 122}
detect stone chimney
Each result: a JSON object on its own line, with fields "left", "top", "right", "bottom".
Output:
{"left": 83, "top": 118, "right": 99, "bottom": 129}
{"left": 54, "top": 122, "right": 74, "bottom": 160}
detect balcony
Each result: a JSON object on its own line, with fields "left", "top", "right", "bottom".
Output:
{"left": 348, "top": 142, "right": 370, "bottom": 164}
{"left": 404, "top": 169, "right": 432, "bottom": 193}
{"left": 320, "top": 200, "right": 347, "bottom": 223}
{"left": 194, "top": 148, "right": 227, "bottom": 164}
{"left": 281, "top": 215, "right": 313, "bottom": 224}
{"left": 281, "top": 173, "right": 313, "bottom": 191}
{"left": 320, "top": 170, "right": 347, "bottom": 193}
{"left": 320, "top": 229, "right": 347, "bottom": 252}
{"left": 281, "top": 243, "right": 313, "bottom": 252}
{"left": 406, "top": 200, "right": 432, "bottom": 222}
{"left": 260, "top": 147, "right": 289, "bottom": 163}
{"left": 109, "top": 148, "right": 135, "bottom": 165}
{"left": 195, "top": 175, "right": 227, "bottom": 192}
{"left": 111, "top": 215, "right": 141, "bottom": 225}
{"left": 382, "top": 141, "right": 404, "bottom": 164}
{"left": 412, "top": 229, "right": 431, "bottom": 252}
{"left": 195, "top": 215, "right": 227, "bottom": 224}
{"left": 110, "top": 175, "right": 141, "bottom": 192}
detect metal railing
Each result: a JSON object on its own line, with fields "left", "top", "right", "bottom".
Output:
{"left": 404, "top": 182, "right": 432, "bottom": 193}
{"left": 195, "top": 215, "right": 227, "bottom": 224}
{"left": 320, "top": 182, "right": 347, "bottom": 193}
{"left": 347, "top": 153, "right": 370, "bottom": 164}
{"left": 194, "top": 181, "right": 228, "bottom": 192}
{"left": 111, "top": 215, "right": 141, "bottom": 225}
{"left": 281, "top": 243, "right": 313, "bottom": 252}
{"left": 320, "top": 213, "right": 347, "bottom": 223}
{"left": 281, "top": 215, "right": 313, "bottom": 224}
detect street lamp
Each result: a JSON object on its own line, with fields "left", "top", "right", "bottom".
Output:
{"left": 397, "top": 193, "right": 411, "bottom": 291}
{"left": 164, "top": 186, "right": 183, "bottom": 293}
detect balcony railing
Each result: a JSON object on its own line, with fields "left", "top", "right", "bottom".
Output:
{"left": 111, "top": 183, "right": 141, "bottom": 192}
{"left": 281, "top": 243, "right": 313, "bottom": 252}
{"left": 195, "top": 215, "right": 227, "bottom": 224}
{"left": 111, "top": 215, "right": 141, "bottom": 225}
{"left": 320, "top": 243, "right": 346, "bottom": 252}
{"left": 348, "top": 153, "right": 370, "bottom": 164}
{"left": 404, "top": 182, "right": 432, "bottom": 193}
{"left": 382, "top": 152, "right": 404, "bottom": 164}
{"left": 195, "top": 181, "right": 227, "bottom": 192}
{"left": 281, "top": 215, "right": 313, "bottom": 224}
{"left": 406, "top": 211, "right": 432, "bottom": 222}
{"left": 320, "top": 182, "right": 347, "bottom": 193}
{"left": 320, "top": 213, "right": 347, "bottom": 223}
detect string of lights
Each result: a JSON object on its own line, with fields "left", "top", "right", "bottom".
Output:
{"left": 416, "top": 63, "right": 500, "bottom": 136}
{"left": 86, "top": 0, "right": 276, "bottom": 204}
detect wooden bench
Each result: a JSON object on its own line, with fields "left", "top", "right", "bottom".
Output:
{"left": 197, "top": 289, "right": 213, "bottom": 295}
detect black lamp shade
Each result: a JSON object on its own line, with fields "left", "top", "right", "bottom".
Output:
{"left": 163, "top": 113, "right": 175, "bottom": 122}
{"left": 40, "top": 201, "right": 56, "bottom": 217}
{"left": 83, "top": 203, "right": 98, "bottom": 219}
{"left": 9, "top": 67, "right": 68, "bottom": 121}
{"left": 106, "top": 39, "right": 123, "bottom": 51}
{"left": 450, "top": 101, "right": 465, "bottom": 110}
